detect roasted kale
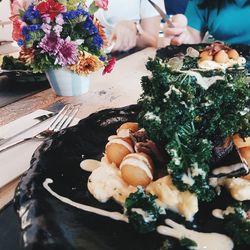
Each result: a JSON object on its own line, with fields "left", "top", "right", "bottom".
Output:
{"left": 166, "top": 123, "right": 215, "bottom": 202}
{"left": 124, "top": 187, "right": 165, "bottom": 233}
{"left": 223, "top": 203, "right": 250, "bottom": 246}
{"left": 138, "top": 57, "right": 250, "bottom": 202}
{"left": 181, "top": 56, "right": 198, "bottom": 70}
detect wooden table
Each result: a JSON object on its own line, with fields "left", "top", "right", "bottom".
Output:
{"left": 0, "top": 47, "right": 156, "bottom": 209}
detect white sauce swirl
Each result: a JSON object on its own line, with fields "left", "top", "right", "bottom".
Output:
{"left": 80, "top": 159, "right": 101, "bottom": 172}
{"left": 43, "top": 178, "right": 128, "bottom": 222}
{"left": 157, "top": 219, "right": 234, "bottom": 250}
{"left": 43, "top": 179, "right": 235, "bottom": 249}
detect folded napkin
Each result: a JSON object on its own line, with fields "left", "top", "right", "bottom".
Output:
{"left": 0, "top": 109, "right": 79, "bottom": 188}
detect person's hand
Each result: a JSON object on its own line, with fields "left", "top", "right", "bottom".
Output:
{"left": 163, "top": 14, "right": 188, "bottom": 46}
{"left": 110, "top": 20, "right": 137, "bottom": 52}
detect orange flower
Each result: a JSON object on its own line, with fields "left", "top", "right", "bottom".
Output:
{"left": 68, "top": 52, "right": 104, "bottom": 75}
{"left": 19, "top": 47, "right": 35, "bottom": 64}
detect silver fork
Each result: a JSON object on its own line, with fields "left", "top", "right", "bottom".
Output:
{"left": 0, "top": 104, "right": 80, "bottom": 153}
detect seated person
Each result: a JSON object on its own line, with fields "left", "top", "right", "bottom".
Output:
{"left": 164, "top": 0, "right": 188, "bottom": 15}
{"left": 93, "top": 0, "right": 164, "bottom": 52}
{"left": 163, "top": 0, "right": 250, "bottom": 46}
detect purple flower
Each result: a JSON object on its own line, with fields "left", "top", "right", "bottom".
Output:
{"left": 22, "top": 5, "right": 40, "bottom": 23}
{"left": 55, "top": 37, "right": 78, "bottom": 66}
{"left": 92, "top": 33, "right": 103, "bottom": 49}
{"left": 39, "top": 34, "right": 63, "bottom": 55}
{"left": 41, "top": 23, "right": 52, "bottom": 34}
{"left": 83, "top": 16, "right": 98, "bottom": 35}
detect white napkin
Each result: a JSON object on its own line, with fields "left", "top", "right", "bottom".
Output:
{"left": 0, "top": 109, "right": 79, "bottom": 188}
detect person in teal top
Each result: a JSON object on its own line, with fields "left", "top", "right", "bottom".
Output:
{"left": 163, "top": 0, "right": 250, "bottom": 45}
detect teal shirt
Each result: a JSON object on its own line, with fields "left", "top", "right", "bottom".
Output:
{"left": 185, "top": 0, "right": 250, "bottom": 45}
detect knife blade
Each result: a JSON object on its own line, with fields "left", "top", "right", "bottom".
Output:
{"left": 147, "top": 0, "right": 175, "bottom": 27}
{"left": 0, "top": 112, "right": 55, "bottom": 147}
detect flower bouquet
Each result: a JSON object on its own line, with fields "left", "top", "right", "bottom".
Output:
{"left": 10, "top": 0, "right": 115, "bottom": 95}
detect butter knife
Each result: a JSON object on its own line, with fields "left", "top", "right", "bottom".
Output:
{"left": 0, "top": 113, "right": 54, "bottom": 147}
{"left": 147, "top": 0, "right": 175, "bottom": 27}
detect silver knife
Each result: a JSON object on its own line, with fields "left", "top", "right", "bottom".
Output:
{"left": 147, "top": 0, "right": 175, "bottom": 27}
{"left": 0, "top": 113, "right": 55, "bottom": 146}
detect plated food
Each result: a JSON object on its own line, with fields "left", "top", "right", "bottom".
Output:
{"left": 14, "top": 43, "right": 250, "bottom": 250}
{"left": 0, "top": 55, "right": 47, "bottom": 83}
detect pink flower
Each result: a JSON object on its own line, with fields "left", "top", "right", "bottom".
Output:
{"left": 56, "top": 37, "right": 78, "bottom": 66}
{"left": 102, "top": 57, "right": 116, "bottom": 75}
{"left": 55, "top": 14, "right": 64, "bottom": 25}
{"left": 94, "top": 0, "right": 108, "bottom": 10}
{"left": 41, "top": 23, "right": 52, "bottom": 34}
{"left": 53, "top": 25, "right": 63, "bottom": 36}
{"left": 11, "top": 0, "right": 32, "bottom": 16}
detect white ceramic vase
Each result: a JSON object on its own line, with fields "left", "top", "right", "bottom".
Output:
{"left": 45, "top": 68, "right": 90, "bottom": 96}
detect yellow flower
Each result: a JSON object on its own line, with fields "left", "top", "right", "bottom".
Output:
{"left": 68, "top": 51, "right": 104, "bottom": 75}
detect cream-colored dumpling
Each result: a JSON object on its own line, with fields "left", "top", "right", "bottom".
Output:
{"left": 105, "top": 137, "right": 134, "bottom": 167}
{"left": 120, "top": 153, "right": 154, "bottom": 187}
{"left": 87, "top": 163, "right": 136, "bottom": 204}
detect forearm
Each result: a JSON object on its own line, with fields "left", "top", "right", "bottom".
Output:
{"left": 136, "top": 16, "right": 161, "bottom": 48}
{"left": 136, "top": 31, "right": 158, "bottom": 48}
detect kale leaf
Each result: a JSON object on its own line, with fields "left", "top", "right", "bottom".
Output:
{"left": 124, "top": 187, "right": 165, "bottom": 233}
{"left": 224, "top": 203, "right": 250, "bottom": 246}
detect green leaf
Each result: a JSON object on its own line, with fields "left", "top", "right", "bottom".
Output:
{"left": 124, "top": 187, "right": 165, "bottom": 233}
{"left": 180, "top": 237, "right": 198, "bottom": 249}
{"left": 88, "top": 2, "right": 99, "bottom": 14}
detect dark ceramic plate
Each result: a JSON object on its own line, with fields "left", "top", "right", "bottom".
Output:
{"left": 14, "top": 43, "right": 250, "bottom": 250}
{"left": 14, "top": 104, "right": 249, "bottom": 250}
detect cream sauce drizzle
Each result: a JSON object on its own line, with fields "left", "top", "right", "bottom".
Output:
{"left": 43, "top": 179, "right": 234, "bottom": 249}
{"left": 212, "top": 209, "right": 224, "bottom": 219}
{"left": 157, "top": 219, "right": 234, "bottom": 250}
{"left": 106, "top": 138, "right": 134, "bottom": 152}
{"left": 212, "top": 163, "right": 248, "bottom": 176}
{"left": 80, "top": 159, "right": 101, "bottom": 172}
{"left": 43, "top": 178, "right": 128, "bottom": 223}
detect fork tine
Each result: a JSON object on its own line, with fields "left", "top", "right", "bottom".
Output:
{"left": 60, "top": 104, "right": 81, "bottom": 130}
{"left": 52, "top": 104, "right": 80, "bottom": 132}
{"left": 52, "top": 105, "right": 74, "bottom": 132}
{"left": 48, "top": 104, "right": 71, "bottom": 131}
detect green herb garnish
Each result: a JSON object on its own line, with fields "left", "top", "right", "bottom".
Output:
{"left": 125, "top": 187, "right": 165, "bottom": 233}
